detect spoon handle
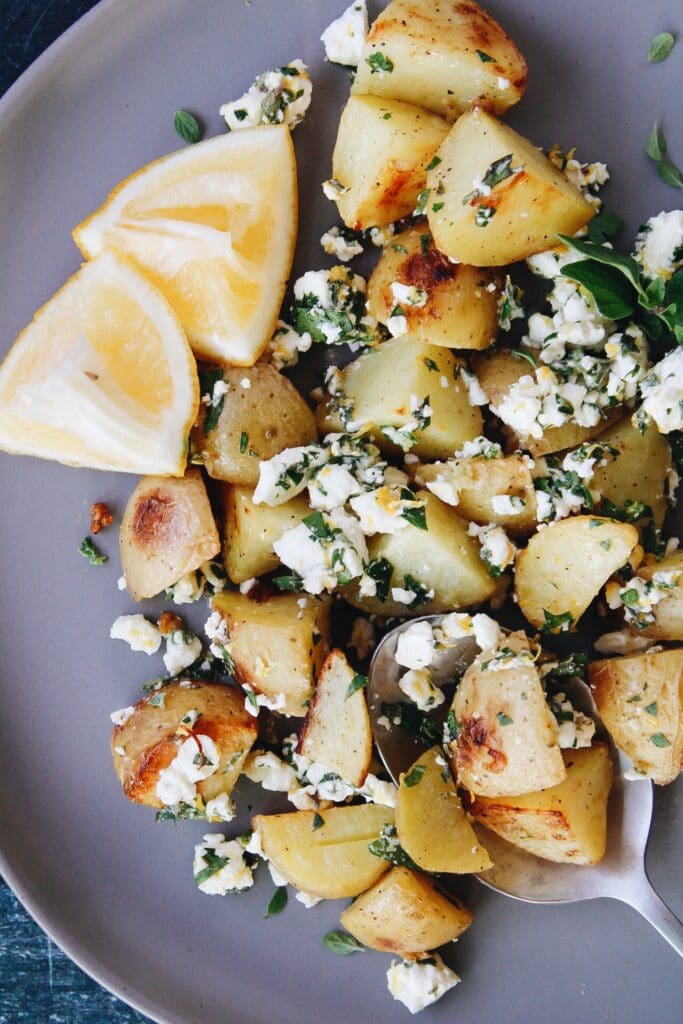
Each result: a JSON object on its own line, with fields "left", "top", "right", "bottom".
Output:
{"left": 622, "top": 879, "right": 683, "bottom": 958}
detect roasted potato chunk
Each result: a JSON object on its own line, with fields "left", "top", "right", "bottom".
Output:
{"left": 212, "top": 590, "right": 330, "bottom": 717}
{"left": 299, "top": 649, "right": 372, "bottom": 787}
{"left": 342, "top": 489, "right": 497, "bottom": 617}
{"left": 395, "top": 747, "right": 491, "bottom": 873}
{"left": 316, "top": 335, "right": 483, "bottom": 461}
{"left": 352, "top": 0, "right": 527, "bottom": 120}
{"left": 515, "top": 516, "right": 639, "bottom": 633}
{"left": 589, "top": 649, "right": 683, "bottom": 784}
{"left": 331, "top": 95, "right": 449, "bottom": 230}
{"left": 111, "top": 682, "right": 257, "bottom": 808}
{"left": 193, "top": 364, "right": 316, "bottom": 486}
{"left": 366, "top": 222, "right": 501, "bottom": 350}
{"left": 120, "top": 469, "right": 220, "bottom": 601}
{"left": 592, "top": 417, "right": 672, "bottom": 530}
{"left": 471, "top": 745, "right": 612, "bottom": 864}
{"left": 450, "top": 634, "right": 566, "bottom": 797}
{"left": 340, "top": 866, "right": 473, "bottom": 957}
{"left": 636, "top": 552, "right": 683, "bottom": 641}
{"left": 254, "top": 804, "right": 394, "bottom": 898}
{"left": 427, "top": 108, "right": 594, "bottom": 266}
{"left": 221, "top": 484, "right": 310, "bottom": 584}
{"left": 417, "top": 453, "right": 538, "bottom": 536}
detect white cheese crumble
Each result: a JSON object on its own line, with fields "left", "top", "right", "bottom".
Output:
{"left": 605, "top": 570, "right": 682, "bottom": 629}
{"left": 491, "top": 494, "right": 526, "bottom": 515}
{"left": 390, "top": 281, "right": 428, "bottom": 308}
{"left": 219, "top": 59, "right": 312, "bottom": 131}
{"left": 455, "top": 436, "right": 503, "bottom": 460}
{"left": 467, "top": 521, "right": 517, "bottom": 576}
{"left": 548, "top": 692, "right": 596, "bottom": 748}
{"left": 321, "top": 1, "right": 368, "bottom": 66}
{"left": 274, "top": 507, "right": 368, "bottom": 595}
{"left": 399, "top": 668, "right": 445, "bottom": 711}
{"left": 156, "top": 732, "right": 220, "bottom": 808}
{"left": 110, "top": 705, "right": 135, "bottom": 727}
{"left": 193, "top": 834, "right": 254, "bottom": 896}
{"left": 242, "top": 685, "right": 287, "bottom": 718}
{"left": 320, "top": 225, "right": 364, "bottom": 262}
{"left": 387, "top": 955, "right": 460, "bottom": 1014}
{"left": 267, "top": 320, "right": 313, "bottom": 371}
{"left": 163, "top": 629, "right": 202, "bottom": 677}
{"left": 636, "top": 347, "right": 683, "bottom": 434}
{"left": 292, "top": 267, "right": 375, "bottom": 349}
{"left": 295, "top": 890, "right": 323, "bottom": 908}
{"left": 395, "top": 621, "right": 435, "bottom": 669}
{"left": 634, "top": 210, "right": 683, "bottom": 281}
{"left": 204, "top": 793, "right": 236, "bottom": 823}
{"left": 110, "top": 614, "right": 162, "bottom": 655}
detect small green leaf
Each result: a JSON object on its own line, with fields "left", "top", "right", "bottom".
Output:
{"left": 646, "top": 121, "right": 667, "bottom": 162}
{"left": 239, "top": 431, "right": 249, "bottom": 453}
{"left": 587, "top": 209, "right": 623, "bottom": 244}
{"left": 402, "top": 764, "right": 426, "bottom": 788}
{"left": 323, "top": 930, "right": 365, "bottom": 955}
{"left": 561, "top": 260, "right": 635, "bottom": 320}
{"left": 423, "top": 357, "right": 440, "bottom": 372}
{"left": 194, "top": 850, "right": 229, "bottom": 887}
{"left": 400, "top": 504, "right": 428, "bottom": 531}
{"left": 425, "top": 155, "right": 442, "bottom": 171}
{"left": 644, "top": 702, "right": 658, "bottom": 716}
{"left": 367, "top": 52, "right": 394, "bottom": 74}
{"left": 174, "top": 109, "right": 202, "bottom": 144}
{"left": 312, "top": 812, "right": 325, "bottom": 830}
{"left": 558, "top": 236, "right": 643, "bottom": 292}
{"left": 476, "top": 49, "right": 496, "bottom": 63}
{"left": 496, "top": 712, "right": 513, "bottom": 726}
{"left": 79, "top": 536, "right": 107, "bottom": 566}
{"left": 510, "top": 348, "right": 538, "bottom": 369}
{"left": 658, "top": 158, "right": 683, "bottom": 189}
{"left": 650, "top": 732, "right": 671, "bottom": 748}
{"left": 265, "top": 886, "right": 288, "bottom": 917}
{"left": 273, "top": 571, "right": 304, "bottom": 592}
{"left": 539, "top": 609, "right": 574, "bottom": 634}
{"left": 345, "top": 673, "right": 368, "bottom": 700}
{"left": 432, "top": 201, "right": 445, "bottom": 212}
{"left": 647, "top": 31, "right": 675, "bottom": 63}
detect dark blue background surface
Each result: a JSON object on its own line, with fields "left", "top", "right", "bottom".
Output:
{"left": 1, "top": 10, "right": 148, "bottom": 1022}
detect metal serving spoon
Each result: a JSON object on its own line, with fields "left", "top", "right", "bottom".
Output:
{"left": 367, "top": 615, "right": 683, "bottom": 958}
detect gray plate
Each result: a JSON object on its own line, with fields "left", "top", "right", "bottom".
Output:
{"left": 0, "top": 1, "right": 681, "bottom": 1022}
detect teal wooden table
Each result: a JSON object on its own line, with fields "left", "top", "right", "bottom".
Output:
{"left": 1, "top": 9, "right": 149, "bottom": 1021}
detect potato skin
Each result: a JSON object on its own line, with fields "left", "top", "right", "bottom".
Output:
{"left": 193, "top": 364, "right": 316, "bottom": 486}
{"left": 636, "top": 552, "right": 683, "bottom": 640}
{"left": 120, "top": 469, "right": 220, "bottom": 600}
{"left": 111, "top": 682, "right": 257, "bottom": 808}
{"left": 592, "top": 417, "right": 672, "bottom": 531}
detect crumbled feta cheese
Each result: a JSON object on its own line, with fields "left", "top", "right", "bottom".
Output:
{"left": 605, "top": 570, "right": 682, "bottom": 629}
{"left": 205, "top": 793, "right": 236, "bottom": 823}
{"left": 240, "top": 377, "right": 251, "bottom": 390}
{"left": 117, "top": 575, "right": 127, "bottom": 591}
{"left": 636, "top": 347, "right": 683, "bottom": 434}
{"left": 193, "top": 834, "right": 254, "bottom": 896}
{"left": 320, "top": 225, "right": 364, "bottom": 262}
{"left": 156, "top": 732, "right": 220, "bottom": 808}
{"left": 242, "top": 685, "right": 287, "bottom": 718}
{"left": 399, "top": 668, "right": 445, "bottom": 711}
{"left": 350, "top": 486, "right": 412, "bottom": 535}
{"left": 387, "top": 955, "right": 460, "bottom": 1014}
{"left": 163, "top": 629, "right": 202, "bottom": 676}
{"left": 110, "top": 614, "right": 162, "bottom": 654}
{"left": 267, "top": 320, "right": 313, "bottom": 371}
{"left": 390, "top": 281, "right": 428, "bottom": 308}
{"left": 548, "top": 692, "right": 596, "bottom": 748}
{"left": 467, "top": 521, "right": 517, "bottom": 576}
{"left": 387, "top": 310, "right": 409, "bottom": 337}
{"left": 267, "top": 861, "right": 289, "bottom": 888}
{"left": 274, "top": 507, "right": 368, "bottom": 594}
{"left": 380, "top": 395, "right": 432, "bottom": 452}
{"left": 110, "top": 705, "right": 135, "bottom": 727}
{"left": 295, "top": 890, "right": 323, "bottom": 908}
{"left": 368, "top": 224, "right": 395, "bottom": 247}
{"left": 455, "top": 436, "right": 503, "bottom": 460}
{"left": 395, "top": 621, "right": 435, "bottom": 669}
{"left": 309, "top": 462, "right": 362, "bottom": 511}
{"left": 357, "top": 773, "right": 398, "bottom": 808}
{"left": 220, "top": 59, "right": 312, "bottom": 131}
{"left": 634, "top": 210, "right": 683, "bottom": 281}
{"left": 292, "top": 267, "right": 375, "bottom": 349}
{"left": 253, "top": 444, "right": 323, "bottom": 505}
{"left": 458, "top": 366, "right": 488, "bottom": 406}
{"left": 321, "top": 1, "right": 368, "bottom": 66}
{"left": 491, "top": 494, "right": 526, "bottom": 515}
{"left": 424, "top": 474, "right": 460, "bottom": 506}
{"left": 243, "top": 750, "right": 298, "bottom": 793}
{"left": 204, "top": 610, "right": 232, "bottom": 665}
{"left": 322, "top": 177, "right": 349, "bottom": 201}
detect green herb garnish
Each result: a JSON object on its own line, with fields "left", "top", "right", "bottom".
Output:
{"left": 312, "top": 812, "right": 325, "bottom": 830}
{"left": 79, "top": 536, "right": 107, "bottom": 565}
{"left": 345, "top": 673, "right": 368, "bottom": 700}
{"left": 367, "top": 52, "right": 394, "bottom": 74}
{"left": 402, "top": 764, "right": 426, "bottom": 787}
{"left": 174, "top": 109, "right": 202, "bottom": 144}
{"left": 323, "top": 930, "right": 365, "bottom": 955}
{"left": 265, "top": 886, "right": 288, "bottom": 917}
{"left": 647, "top": 31, "right": 675, "bottom": 63}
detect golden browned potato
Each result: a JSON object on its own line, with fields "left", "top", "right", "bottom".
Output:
{"left": 592, "top": 417, "right": 672, "bottom": 530}
{"left": 331, "top": 95, "right": 450, "bottom": 230}
{"left": 316, "top": 335, "right": 483, "bottom": 461}
{"left": 254, "top": 804, "right": 394, "bottom": 898}
{"left": 589, "top": 649, "right": 683, "bottom": 784}
{"left": 636, "top": 552, "right": 683, "bottom": 640}
{"left": 212, "top": 590, "right": 330, "bottom": 717}
{"left": 339, "top": 866, "right": 473, "bottom": 957}
{"left": 120, "top": 469, "right": 220, "bottom": 601}
{"left": 352, "top": 0, "right": 527, "bottom": 120}
{"left": 193, "top": 364, "right": 316, "bottom": 486}
{"left": 298, "top": 649, "right": 372, "bottom": 787}
{"left": 472, "top": 349, "right": 619, "bottom": 455}
{"left": 342, "top": 489, "right": 497, "bottom": 617}
{"left": 471, "top": 745, "right": 612, "bottom": 864}
{"left": 366, "top": 222, "right": 501, "bottom": 350}
{"left": 450, "top": 634, "right": 566, "bottom": 796}
{"left": 221, "top": 484, "right": 310, "bottom": 584}
{"left": 111, "top": 682, "right": 257, "bottom": 809}
{"left": 395, "top": 747, "right": 491, "bottom": 873}
{"left": 416, "top": 453, "right": 538, "bottom": 536}
{"left": 426, "top": 108, "right": 594, "bottom": 266}
{"left": 515, "top": 516, "right": 639, "bottom": 633}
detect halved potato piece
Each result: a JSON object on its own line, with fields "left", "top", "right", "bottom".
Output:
{"left": 366, "top": 222, "right": 501, "bottom": 350}
{"left": 395, "top": 747, "right": 491, "bottom": 873}
{"left": 340, "top": 866, "right": 473, "bottom": 957}
{"left": 332, "top": 95, "right": 450, "bottom": 230}
{"left": 352, "top": 0, "right": 527, "bottom": 120}
{"left": 417, "top": 453, "right": 538, "bottom": 536}
{"left": 111, "top": 682, "right": 257, "bottom": 808}
{"left": 254, "top": 804, "right": 394, "bottom": 898}
{"left": 592, "top": 418, "right": 672, "bottom": 530}
{"left": 427, "top": 108, "right": 594, "bottom": 266}
{"left": 636, "top": 552, "right": 683, "bottom": 641}
{"left": 450, "top": 634, "right": 565, "bottom": 797}
{"left": 471, "top": 745, "right": 612, "bottom": 864}
{"left": 589, "top": 649, "right": 683, "bottom": 784}
{"left": 316, "top": 335, "right": 483, "bottom": 461}
{"left": 298, "top": 649, "right": 372, "bottom": 787}
{"left": 515, "top": 516, "right": 639, "bottom": 633}
{"left": 342, "top": 489, "right": 497, "bottom": 617}
{"left": 120, "top": 469, "right": 220, "bottom": 601}
{"left": 212, "top": 590, "right": 331, "bottom": 717}
{"left": 221, "top": 485, "right": 310, "bottom": 584}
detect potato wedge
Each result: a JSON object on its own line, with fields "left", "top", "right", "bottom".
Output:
{"left": 427, "top": 108, "right": 594, "bottom": 266}
{"left": 366, "top": 222, "right": 501, "bottom": 350}
{"left": 340, "top": 866, "right": 473, "bottom": 957}
{"left": 450, "top": 635, "right": 566, "bottom": 797}
{"left": 332, "top": 95, "right": 449, "bottom": 230}
{"left": 636, "top": 552, "right": 683, "bottom": 641}
{"left": 515, "top": 516, "right": 639, "bottom": 633}
{"left": 298, "top": 649, "right": 372, "bottom": 787}
{"left": 417, "top": 453, "right": 538, "bottom": 536}
{"left": 212, "top": 590, "right": 330, "bottom": 717}
{"left": 120, "top": 469, "right": 220, "bottom": 601}
{"left": 589, "top": 649, "right": 683, "bottom": 784}
{"left": 342, "top": 489, "right": 497, "bottom": 617}
{"left": 471, "top": 745, "right": 612, "bottom": 865}
{"left": 221, "top": 484, "right": 310, "bottom": 584}
{"left": 592, "top": 417, "right": 672, "bottom": 530}
{"left": 316, "top": 335, "right": 483, "bottom": 461}
{"left": 193, "top": 364, "right": 316, "bottom": 486}
{"left": 395, "top": 747, "right": 491, "bottom": 873}
{"left": 254, "top": 804, "right": 394, "bottom": 898}
{"left": 111, "top": 682, "right": 257, "bottom": 808}
{"left": 352, "top": 0, "right": 527, "bottom": 120}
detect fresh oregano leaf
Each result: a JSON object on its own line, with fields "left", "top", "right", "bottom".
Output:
{"left": 646, "top": 121, "right": 667, "bottom": 162}
{"left": 647, "top": 31, "right": 675, "bottom": 63}
{"left": 174, "top": 109, "right": 202, "bottom": 144}
{"left": 323, "top": 930, "right": 365, "bottom": 955}
{"left": 561, "top": 260, "right": 635, "bottom": 319}
{"left": 658, "top": 158, "right": 683, "bottom": 189}
{"left": 265, "top": 886, "right": 288, "bottom": 917}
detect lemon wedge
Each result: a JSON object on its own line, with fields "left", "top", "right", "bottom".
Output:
{"left": 73, "top": 126, "right": 298, "bottom": 367}
{"left": 0, "top": 252, "right": 198, "bottom": 475}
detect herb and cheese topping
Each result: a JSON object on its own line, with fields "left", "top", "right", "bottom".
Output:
{"left": 193, "top": 834, "right": 254, "bottom": 895}
{"left": 534, "top": 442, "right": 617, "bottom": 522}
{"left": 606, "top": 570, "right": 681, "bottom": 629}
{"left": 321, "top": 1, "right": 368, "bottom": 67}
{"left": 219, "top": 60, "right": 312, "bottom": 131}
{"left": 156, "top": 730, "right": 220, "bottom": 810}
{"left": 635, "top": 347, "right": 683, "bottom": 434}
{"left": 291, "top": 267, "right": 378, "bottom": 349}
{"left": 267, "top": 320, "right": 313, "bottom": 371}
{"left": 387, "top": 955, "right": 461, "bottom": 1014}
{"left": 467, "top": 521, "right": 517, "bottom": 577}
{"left": 163, "top": 629, "right": 202, "bottom": 677}
{"left": 548, "top": 692, "right": 596, "bottom": 748}
{"left": 634, "top": 210, "right": 683, "bottom": 281}
{"left": 110, "top": 614, "right": 162, "bottom": 654}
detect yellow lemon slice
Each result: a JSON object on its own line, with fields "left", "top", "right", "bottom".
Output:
{"left": 0, "top": 252, "right": 198, "bottom": 475}
{"left": 73, "top": 126, "right": 298, "bottom": 367}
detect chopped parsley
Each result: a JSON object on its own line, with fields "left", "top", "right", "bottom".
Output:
{"left": 650, "top": 732, "right": 671, "bottom": 748}
{"left": 345, "top": 673, "right": 368, "bottom": 700}
{"left": 366, "top": 52, "right": 394, "bottom": 75}
{"left": 476, "top": 49, "right": 496, "bottom": 63}
{"left": 312, "top": 812, "right": 325, "bottom": 830}
{"left": 402, "top": 764, "right": 426, "bottom": 787}
{"left": 496, "top": 712, "right": 513, "bottom": 726}
{"left": 194, "top": 848, "right": 229, "bottom": 886}
{"left": 539, "top": 609, "right": 574, "bottom": 634}
{"left": 79, "top": 536, "right": 107, "bottom": 565}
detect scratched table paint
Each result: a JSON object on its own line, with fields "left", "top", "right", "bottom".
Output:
{"left": 1, "top": 9, "right": 148, "bottom": 1022}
